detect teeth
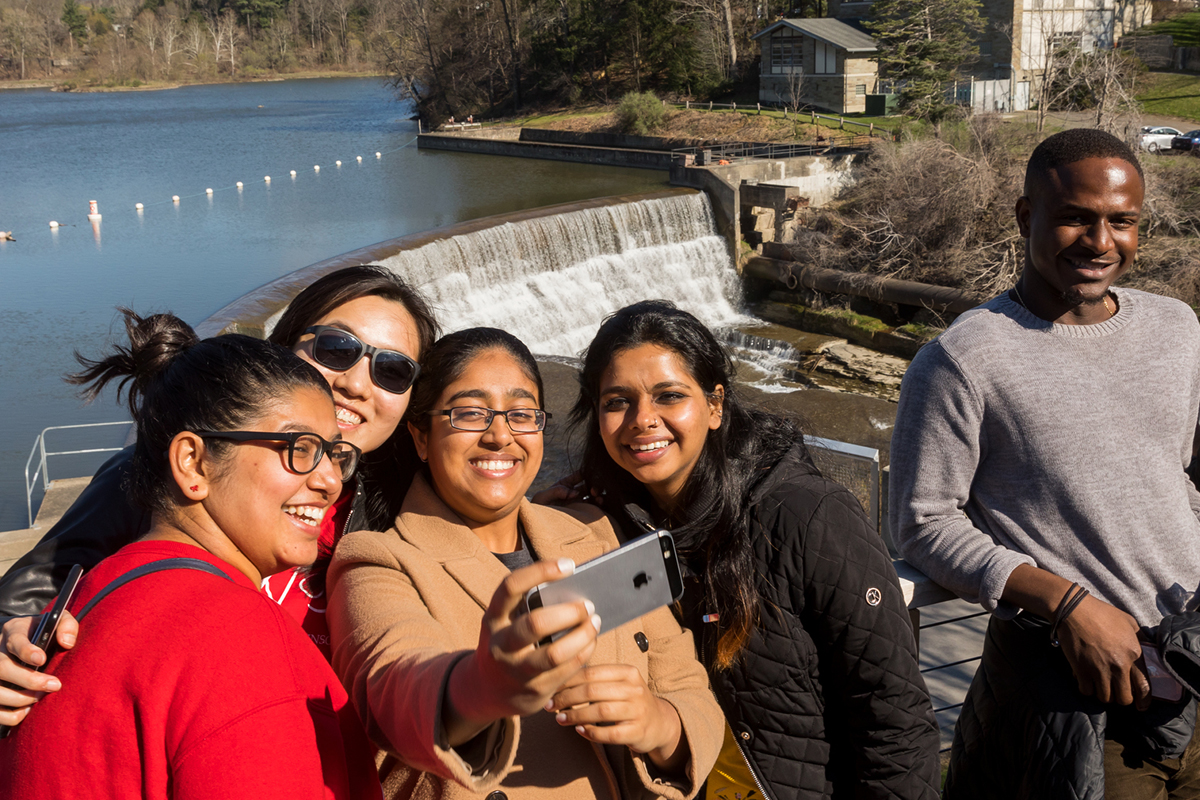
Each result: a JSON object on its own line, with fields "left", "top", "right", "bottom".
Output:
{"left": 473, "top": 460, "right": 516, "bottom": 471}
{"left": 336, "top": 407, "right": 363, "bottom": 425}
{"left": 632, "top": 441, "right": 669, "bottom": 452}
{"left": 284, "top": 505, "right": 326, "bottom": 527}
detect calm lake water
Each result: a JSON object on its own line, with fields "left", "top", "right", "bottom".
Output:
{"left": 0, "top": 77, "right": 667, "bottom": 531}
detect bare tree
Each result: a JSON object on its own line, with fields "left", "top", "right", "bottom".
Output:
{"left": 673, "top": 0, "right": 736, "bottom": 78}
{"left": 183, "top": 17, "right": 206, "bottom": 66}
{"left": 217, "top": 8, "right": 238, "bottom": 74}
{"left": 159, "top": 7, "right": 182, "bottom": 77}
{"left": 784, "top": 66, "right": 808, "bottom": 114}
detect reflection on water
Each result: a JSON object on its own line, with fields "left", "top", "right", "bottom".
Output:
{"left": 0, "top": 77, "right": 667, "bottom": 530}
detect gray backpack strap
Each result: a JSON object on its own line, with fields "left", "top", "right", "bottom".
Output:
{"left": 75, "top": 558, "right": 234, "bottom": 622}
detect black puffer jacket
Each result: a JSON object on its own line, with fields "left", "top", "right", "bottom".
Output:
{"left": 0, "top": 446, "right": 368, "bottom": 617}
{"left": 679, "top": 444, "right": 940, "bottom": 800}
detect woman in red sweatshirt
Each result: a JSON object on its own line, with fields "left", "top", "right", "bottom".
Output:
{"left": 0, "top": 310, "right": 382, "bottom": 800}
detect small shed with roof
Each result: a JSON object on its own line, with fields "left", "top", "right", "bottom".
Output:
{"left": 752, "top": 18, "right": 878, "bottom": 114}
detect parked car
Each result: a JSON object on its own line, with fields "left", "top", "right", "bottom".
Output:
{"left": 1138, "top": 126, "right": 1182, "bottom": 154}
{"left": 1171, "top": 130, "right": 1200, "bottom": 153}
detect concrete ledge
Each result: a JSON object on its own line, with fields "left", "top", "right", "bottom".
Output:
{"left": 518, "top": 128, "right": 708, "bottom": 152}
{"left": 417, "top": 133, "right": 674, "bottom": 170}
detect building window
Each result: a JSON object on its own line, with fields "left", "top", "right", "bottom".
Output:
{"left": 856, "top": 83, "right": 866, "bottom": 95}
{"left": 771, "top": 36, "right": 802, "bottom": 73}
{"left": 814, "top": 40, "right": 836, "bottom": 73}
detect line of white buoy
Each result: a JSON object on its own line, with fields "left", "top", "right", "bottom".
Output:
{"left": 34, "top": 135, "right": 419, "bottom": 232}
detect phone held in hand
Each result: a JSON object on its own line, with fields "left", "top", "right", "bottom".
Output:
{"left": 23, "top": 564, "right": 85, "bottom": 671}
{"left": 525, "top": 531, "right": 684, "bottom": 645}
{"left": 0, "top": 564, "right": 84, "bottom": 739}
{"left": 1141, "top": 642, "right": 1184, "bottom": 702}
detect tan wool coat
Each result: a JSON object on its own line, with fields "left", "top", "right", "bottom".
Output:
{"left": 326, "top": 476, "right": 723, "bottom": 800}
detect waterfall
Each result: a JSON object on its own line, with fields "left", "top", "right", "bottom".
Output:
{"left": 374, "top": 193, "right": 745, "bottom": 358}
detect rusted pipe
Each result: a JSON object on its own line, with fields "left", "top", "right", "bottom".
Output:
{"left": 744, "top": 256, "right": 980, "bottom": 315}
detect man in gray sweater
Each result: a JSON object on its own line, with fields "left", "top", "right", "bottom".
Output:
{"left": 891, "top": 128, "right": 1200, "bottom": 799}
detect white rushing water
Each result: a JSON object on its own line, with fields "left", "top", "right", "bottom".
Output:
{"left": 375, "top": 192, "right": 746, "bottom": 358}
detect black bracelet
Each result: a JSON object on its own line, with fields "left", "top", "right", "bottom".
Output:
{"left": 1050, "top": 585, "right": 1090, "bottom": 647}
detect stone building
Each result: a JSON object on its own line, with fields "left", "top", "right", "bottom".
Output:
{"left": 752, "top": 19, "right": 879, "bottom": 114}
{"left": 826, "top": 0, "right": 1150, "bottom": 86}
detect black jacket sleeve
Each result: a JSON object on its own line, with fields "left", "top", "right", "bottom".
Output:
{"left": 777, "top": 478, "right": 941, "bottom": 800}
{"left": 0, "top": 446, "right": 151, "bottom": 617}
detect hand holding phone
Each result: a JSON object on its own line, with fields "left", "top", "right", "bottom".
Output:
{"left": 0, "top": 565, "right": 84, "bottom": 737}
{"left": 525, "top": 531, "right": 683, "bottom": 645}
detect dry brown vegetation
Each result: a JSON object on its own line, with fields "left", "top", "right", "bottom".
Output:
{"left": 786, "top": 114, "right": 1200, "bottom": 308}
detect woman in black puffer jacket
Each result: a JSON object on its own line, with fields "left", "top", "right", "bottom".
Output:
{"left": 568, "top": 301, "right": 940, "bottom": 800}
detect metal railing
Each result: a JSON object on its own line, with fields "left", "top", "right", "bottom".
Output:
{"left": 805, "top": 435, "right": 881, "bottom": 530}
{"left": 25, "top": 421, "right": 133, "bottom": 528}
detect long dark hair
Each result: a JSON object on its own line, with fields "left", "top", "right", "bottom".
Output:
{"left": 70, "top": 308, "right": 330, "bottom": 516}
{"left": 571, "top": 300, "right": 809, "bottom": 669}
{"left": 268, "top": 265, "right": 440, "bottom": 530}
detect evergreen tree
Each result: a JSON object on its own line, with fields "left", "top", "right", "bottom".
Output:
{"left": 866, "top": 0, "right": 984, "bottom": 122}
{"left": 61, "top": 0, "right": 89, "bottom": 43}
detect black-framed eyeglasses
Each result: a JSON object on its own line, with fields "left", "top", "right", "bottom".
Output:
{"left": 302, "top": 326, "right": 421, "bottom": 395}
{"left": 194, "top": 430, "right": 362, "bottom": 482}
{"left": 429, "top": 407, "right": 550, "bottom": 433}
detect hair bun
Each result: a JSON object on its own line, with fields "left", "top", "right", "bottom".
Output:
{"left": 68, "top": 307, "right": 200, "bottom": 420}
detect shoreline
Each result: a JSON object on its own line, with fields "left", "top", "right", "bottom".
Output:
{"left": 0, "top": 70, "right": 387, "bottom": 94}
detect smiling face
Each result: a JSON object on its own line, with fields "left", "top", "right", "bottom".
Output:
{"left": 1016, "top": 157, "right": 1143, "bottom": 324}
{"left": 293, "top": 294, "right": 420, "bottom": 455}
{"left": 597, "top": 343, "right": 723, "bottom": 513}
{"left": 409, "top": 348, "right": 544, "bottom": 535}
{"left": 200, "top": 386, "right": 343, "bottom": 580}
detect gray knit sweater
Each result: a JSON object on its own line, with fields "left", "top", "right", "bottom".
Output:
{"left": 890, "top": 288, "right": 1200, "bottom": 627}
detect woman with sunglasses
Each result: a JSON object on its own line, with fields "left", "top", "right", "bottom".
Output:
{"left": 0, "top": 265, "right": 437, "bottom": 726}
{"left": 0, "top": 309, "right": 382, "bottom": 799}
{"left": 326, "top": 327, "right": 723, "bottom": 800}
{"left": 568, "top": 301, "right": 940, "bottom": 800}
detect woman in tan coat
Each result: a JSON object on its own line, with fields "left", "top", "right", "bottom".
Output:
{"left": 327, "top": 327, "right": 723, "bottom": 800}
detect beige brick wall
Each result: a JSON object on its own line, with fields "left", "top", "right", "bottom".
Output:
{"left": 757, "top": 35, "right": 878, "bottom": 113}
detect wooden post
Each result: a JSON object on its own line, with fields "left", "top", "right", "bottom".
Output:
{"left": 869, "top": 122, "right": 873, "bottom": 134}
{"left": 709, "top": 100, "right": 713, "bottom": 111}
{"left": 840, "top": 117, "right": 844, "bottom": 129}
{"left": 686, "top": 100, "right": 690, "bottom": 109}
{"left": 732, "top": 102, "right": 737, "bottom": 111}
{"left": 757, "top": 102, "right": 761, "bottom": 113}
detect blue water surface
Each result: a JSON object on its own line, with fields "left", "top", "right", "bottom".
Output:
{"left": 0, "top": 78, "right": 666, "bottom": 530}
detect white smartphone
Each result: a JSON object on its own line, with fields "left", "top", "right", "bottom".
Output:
{"left": 524, "top": 531, "right": 684, "bottom": 645}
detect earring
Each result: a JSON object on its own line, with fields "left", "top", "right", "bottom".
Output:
{"left": 189, "top": 485, "right": 199, "bottom": 492}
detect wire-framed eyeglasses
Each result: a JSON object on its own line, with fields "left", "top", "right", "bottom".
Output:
{"left": 429, "top": 407, "right": 550, "bottom": 433}
{"left": 194, "top": 430, "right": 362, "bottom": 482}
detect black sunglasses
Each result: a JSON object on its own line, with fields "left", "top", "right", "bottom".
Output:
{"left": 195, "top": 430, "right": 362, "bottom": 482}
{"left": 303, "top": 326, "right": 421, "bottom": 395}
